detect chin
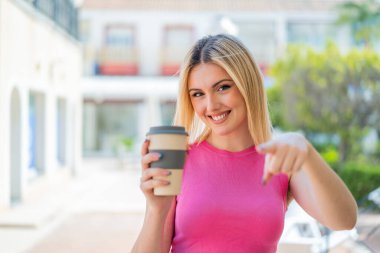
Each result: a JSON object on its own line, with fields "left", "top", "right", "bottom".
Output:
{"left": 210, "top": 127, "right": 233, "bottom": 137}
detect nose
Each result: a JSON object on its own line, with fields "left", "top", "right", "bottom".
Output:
{"left": 206, "top": 94, "right": 220, "bottom": 112}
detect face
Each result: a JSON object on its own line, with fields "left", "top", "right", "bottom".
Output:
{"left": 188, "top": 63, "right": 249, "bottom": 138}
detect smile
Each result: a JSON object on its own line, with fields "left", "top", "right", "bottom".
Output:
{"left": 208, "top": 111, "right": 231, "bottom": 122}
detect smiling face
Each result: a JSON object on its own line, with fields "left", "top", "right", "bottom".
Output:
{"left": 188, "top": 63, "right": 250, "bottom": 139}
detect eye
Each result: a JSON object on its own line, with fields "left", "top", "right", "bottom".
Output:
{"left": 191, "top": 92, "right": 204, "bottom": 97}
{"left": 217, "top": 84, "right": 231, "bottom": 92}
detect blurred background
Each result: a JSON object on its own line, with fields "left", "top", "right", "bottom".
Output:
{"left": 0, "top": 0, "right": 380, "bottom": 252}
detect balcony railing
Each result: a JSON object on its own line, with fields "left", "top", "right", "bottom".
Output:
{"left": 160, "top": 46, "right": 188, "bottom": 76}
{"left": 24, "top": 0, "right": 78, "bottom": 39}
{"left": 97, "top": 47, "right": 139, "bottom": 75}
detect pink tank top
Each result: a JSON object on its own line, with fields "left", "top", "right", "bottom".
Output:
{"left": 171, "top": 141, "right": 288, "bottom": 253}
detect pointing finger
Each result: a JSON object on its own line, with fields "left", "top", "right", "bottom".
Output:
{"left": 256, "top": 141, "right": 277, "bottom": 154}
{"left": 262, "top": 154, "right": 273, "bottom": 185}
{"left": 267, "top": 147, "right": 286, "bottom": 175}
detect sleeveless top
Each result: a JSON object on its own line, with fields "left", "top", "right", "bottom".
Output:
{"left": 171, "top": 141, "right": 288, "bottom": 253}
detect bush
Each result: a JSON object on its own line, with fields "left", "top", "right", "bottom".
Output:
{"left": 338, "top": 162, "right": 380, "bottom": 205}
{"left": 321, "top": 146, "right": 340, "bottom": 169}
{"left": 120, "top": 137, "right": 134, "bottom": 151}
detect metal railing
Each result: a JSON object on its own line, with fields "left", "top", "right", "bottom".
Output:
{"left": 99, "top": 46, "right": 138, "bottom": 64}
{"left": 24, "top": 0, "right": 78, "bottom": 39}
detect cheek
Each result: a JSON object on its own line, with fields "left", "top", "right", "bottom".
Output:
{"left": 191, "top": 99, "right": 205, "bottom": 117}
{"left": 230, "top": 96, "right": 247, "bottom": 117}
{"left": 231, "top": 92, "right": 246, "bottom": 108}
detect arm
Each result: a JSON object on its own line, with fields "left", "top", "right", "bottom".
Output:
{"left": 131, "top": 140, "right": 177, "bottom": 253}
{"left": 132, "top": 199, "right": 176, "bottom": 253}
{"left": 258, "top": 133, "right": 357, "bottom": 230}
{"left": 289, "top": 142, "right": 357, "bottom": 230}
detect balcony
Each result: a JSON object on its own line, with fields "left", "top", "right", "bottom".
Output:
{"left": 97, "top": 47, "right": 139, "bottom": 76}
{"left": 24, "top": 0, "right": 78, "bottom": 39}
{"left": 160, "top": 46, "right": 187, "bottom": 76}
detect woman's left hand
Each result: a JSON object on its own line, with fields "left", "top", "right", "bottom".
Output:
{"left": 256, "top": 132, "right": 310, "bottom": 185}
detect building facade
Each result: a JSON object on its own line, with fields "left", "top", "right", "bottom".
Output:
{"left": 80, "top": 0, "right": 353, "bottom": 157}
{"left": 0, "top": 0, "right": 82, "bottom": 209}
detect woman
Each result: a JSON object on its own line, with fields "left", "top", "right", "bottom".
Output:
{"left": 132, "top": 34, "right": 357, "bottom": 253}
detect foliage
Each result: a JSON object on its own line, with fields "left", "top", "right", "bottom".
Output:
{"left": 119, "top": 137, "right": 134, "bottom": 151}
{"left": 321, "top": 146, "right": 340, "bottom": 169}
{"left": 267, "top": 83, "right": 287, "bottom": 129}
{"left": 269, "top": 43, "right": 380, "bottom": 162}
{"left": 338, "top": 162, "right": 380, "bottom": 204}
{"left": 334, "top": 0, "right": 380, "bottom": 47}
{"left": 376, "top": 141, "right": 380, "bottom": 159}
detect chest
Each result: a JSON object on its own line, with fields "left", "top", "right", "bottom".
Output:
{"left": 175, "top": 153, "right": 287, "bottom": 244}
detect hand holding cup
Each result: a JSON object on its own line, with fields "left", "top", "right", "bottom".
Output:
{"left": 139, "top": 126, "right": 188, "bottom": 211}
{"left": 146, "top": 126, "right": 188, "bottom": 196}
{"left": 140, "top": 139, "right": 174, "bottom": 212}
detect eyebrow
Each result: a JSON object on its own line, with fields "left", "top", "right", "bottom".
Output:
{"left": 188, "top": 79, "right": 233, "bottom": 92}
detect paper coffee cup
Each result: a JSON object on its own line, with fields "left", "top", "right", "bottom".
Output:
{"left": 146, "top": 126, "right": 188, "bottom": 196}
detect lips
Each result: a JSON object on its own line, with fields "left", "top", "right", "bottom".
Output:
{"left": 208, "top": 111, "right": 231, "bottom": 123}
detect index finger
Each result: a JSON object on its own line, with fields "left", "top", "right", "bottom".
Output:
{"left": 256, "top": 141, "right": 277, "bottom": 154}
{"left": 262, "top": 154, "right": 274, "bottom": 185}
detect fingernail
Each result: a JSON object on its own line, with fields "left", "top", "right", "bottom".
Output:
{"left": 166, "top": 171, "right": 172, "bottom": 175}
{"left": 144, "top": 139, "right": 149, "bottom": 143}
{"left": 154, "top": 153, "right": 162, "bottom": 158}
{"left": 261, "top": 178, "right": 266, "bottom": 186}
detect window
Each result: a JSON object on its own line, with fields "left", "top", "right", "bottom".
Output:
{"left": 160, "top": 100, "right": 176, "bottom": 125}
{"left": 237, "top": 21, "right": 277, "bottom": 74}
{"left": 161, "top": 25, "right": 193, "bottom": 75}
{"left": 80, "top": 19, "right": 91, "bottom": 43}
{"left": 105, "top": 25, "right": 135, "bottom": 47}
{"left": 57, "top": 98, "right": 67, "bottom": 166}
{"left": 287, "top": 21, "right": 336, "bottom": 49}
{"left": 28, "top": 92, "right": 45, "bottom": 177}
{"left": 83, "top": 100, "right": 143, "bottom": 156}
{"left": 99, "top": 25, "right": 138, "bottom": 75}
{"left": 34, "top": 0, "right": 54, "bottom": 18}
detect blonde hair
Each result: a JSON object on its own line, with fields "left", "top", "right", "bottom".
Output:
{"left": 173, "top": 34, "right": 272, "bottom": 145}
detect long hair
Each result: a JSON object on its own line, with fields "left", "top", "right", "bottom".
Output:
{"left": 173, "top": 34, "right": 272, "bottom": 145}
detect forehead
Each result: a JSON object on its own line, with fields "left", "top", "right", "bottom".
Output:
{"left": 188, "top": 63, "right": 231, "bottom": 89}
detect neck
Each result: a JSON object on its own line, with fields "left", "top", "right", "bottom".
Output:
{"left": 207, "top": 131, "right": 254, "bottom": 152}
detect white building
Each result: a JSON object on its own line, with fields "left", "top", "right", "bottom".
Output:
{"left": 0, "top": 0, "right": 82, "bottom": 209}
{"left": 80, "top": 0, "right": 352, "bottom": 157}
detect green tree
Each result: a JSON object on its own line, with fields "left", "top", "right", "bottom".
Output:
{"left": 267, "top": 83, "right": 287, "bottom": 129}
{"left": 270, "top": 43, "right": 380, "bottom": 162}
{"left": 335, "top": 0, "right": 380, "bottom": 47}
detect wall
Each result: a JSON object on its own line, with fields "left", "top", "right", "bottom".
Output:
{"left": 0, "top": 0, "right": 82, "bottom": 209}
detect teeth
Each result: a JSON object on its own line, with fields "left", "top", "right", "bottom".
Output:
{"left": 211, "top": 112, "right": 227, "bottom": 121}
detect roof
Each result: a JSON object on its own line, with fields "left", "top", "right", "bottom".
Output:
{"left": 81, "top": 0, "right": 351, "bottom": 11}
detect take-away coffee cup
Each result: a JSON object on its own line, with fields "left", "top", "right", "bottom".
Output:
{"left": 146, "top": 126, "right": 188, "bottom": 196}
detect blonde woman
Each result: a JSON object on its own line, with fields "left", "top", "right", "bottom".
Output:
{"left": 132, "top": 34, "right": 357, "bottom": 253}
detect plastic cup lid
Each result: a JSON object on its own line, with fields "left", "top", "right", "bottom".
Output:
{"left": 146, "top": 126, "right": 188, "bottom": 136}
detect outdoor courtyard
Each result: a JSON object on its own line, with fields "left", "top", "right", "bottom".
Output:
{"left": 0, "top": 158, "right": 379, "bottom": 253}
